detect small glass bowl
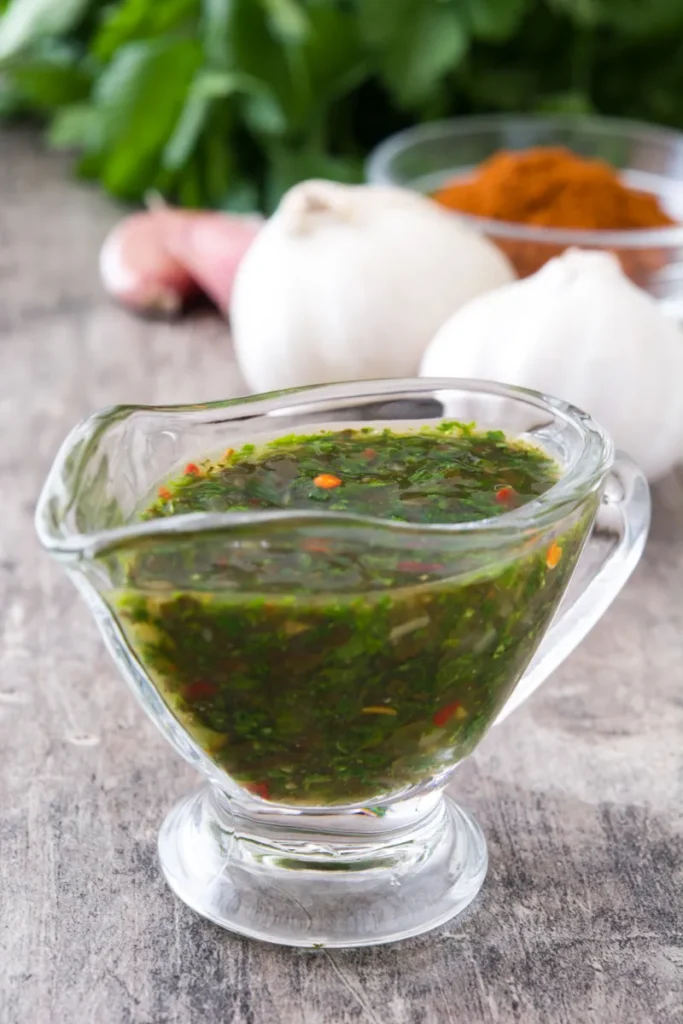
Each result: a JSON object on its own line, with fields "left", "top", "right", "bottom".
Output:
{"left": 367, "top": 114, "right": 683, "bottom": 320}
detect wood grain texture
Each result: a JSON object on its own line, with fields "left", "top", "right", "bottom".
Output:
{"left": 0, "top": 130, "right": 681, "bottom": 1024}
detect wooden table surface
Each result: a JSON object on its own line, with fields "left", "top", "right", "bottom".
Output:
{"left": 1, "top": 130, "right": 682, "bottom": 1024}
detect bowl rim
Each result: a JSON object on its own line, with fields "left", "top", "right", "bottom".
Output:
{"left": 35, "top": 377, "right": 612, "bottom": 559}
{"left": 366, "top": 112, "right": 683, "bottom": 248}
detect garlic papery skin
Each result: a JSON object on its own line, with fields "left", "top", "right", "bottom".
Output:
{"left": 230, "top": 180, "right": 514, "bottom": 392}
{"left": 420, "top": 249, "right": 683, "bottom": 481}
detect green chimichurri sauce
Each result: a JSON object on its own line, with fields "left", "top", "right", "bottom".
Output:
{"left": 113, "top": 424, "right": 595, "bottom": 806}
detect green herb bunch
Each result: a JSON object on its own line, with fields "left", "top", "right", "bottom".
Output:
{"left": 0, "top": 0, "right": 681, "bottom": 212}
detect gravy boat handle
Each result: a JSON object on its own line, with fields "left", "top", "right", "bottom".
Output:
{"left": 494, "top": 451, "right": 650, "bottom": 726}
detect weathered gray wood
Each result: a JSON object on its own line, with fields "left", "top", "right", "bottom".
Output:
{"left": 0, "top": 129, "right": 681, "bottom": 1024}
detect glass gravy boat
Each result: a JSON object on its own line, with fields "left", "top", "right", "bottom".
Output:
{"left": 36, "top": 379, "right": 650, "bottom": 948}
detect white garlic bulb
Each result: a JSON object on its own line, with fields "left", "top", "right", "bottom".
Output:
{"left": 230, "top": 180, "right": 514, "bottom": 392}
{"left": 420, "top": 249, "right": 683, "bottom": 480}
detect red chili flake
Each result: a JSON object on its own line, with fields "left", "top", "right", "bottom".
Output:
{"left": 157, "top": 486, "right": 172, "bottom": 501}
{"left": 313, "top": 473, "right": 342, "bottom": 489}
{"left": 397, "top": 560, "right": 445, "bottom": 573}
{"left": 184, "top": 463, "right": 200, "bottom": 476}
{"left": 245, "top": 781, "right": 270, "bottom": 801}
{"left": 362, "top": 448, "right": 377, "bottom": 459}
{"left": 433, "top": 701, "right": 463, "bottom": 728}
{"left": 495, "top": 485, "right": 517, "bottom": 506}
{"left": 301, "top": 538, "right": 332, "bottom": 554}
{"left": 184, "top": 680, "right": 217, "bottom": 701}
{"left": 546, "top": 541, "right": 563, "bottom": 569}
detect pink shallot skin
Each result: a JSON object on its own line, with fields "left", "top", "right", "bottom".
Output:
{"left": 99, "top": 209, "right": 263, "bottom": 317}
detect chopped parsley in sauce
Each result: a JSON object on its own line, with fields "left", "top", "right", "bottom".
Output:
{"left": 114, "top": 424, "right": 595, "bottom": 805}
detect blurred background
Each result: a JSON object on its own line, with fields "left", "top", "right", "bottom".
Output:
{"left": 1, "top": 0, "right": 682, "bottom": 212}
{"left": 1, "top": 0, "right": 683, "bottom": 488}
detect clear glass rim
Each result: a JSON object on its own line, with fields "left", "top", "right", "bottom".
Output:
{"left": 366, "top": 112, "right": 683, "bottom": 248}
{"left": 35, "top": 377, "right": 613, "bottom": 559}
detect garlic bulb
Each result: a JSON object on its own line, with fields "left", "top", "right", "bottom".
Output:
{"left": 420, "top": 249, "right": 683, "bottom": 480}
{"left": 230, "top": 180, "right": 514, "bottom": 392}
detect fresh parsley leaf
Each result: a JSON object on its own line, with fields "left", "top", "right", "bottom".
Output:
{"left": 361, "top": 0, "right": 469, "bottom": 109}
{"left": 94, "top": 37, "right": 201, "bottom": 197}
{"left": 93, "top": 0, "right": 198, "bottom": 62}
{"left": 463, "top": 0, "right": 531, "bottom": 40}
{"left": 0, "top": 0, "right": 91, "bottom": 60}
{"left": 3, "top": 41, "right": 91, "bottom": 109}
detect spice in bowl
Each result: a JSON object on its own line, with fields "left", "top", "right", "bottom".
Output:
{"left": 433, "top": 146, "right": 677, "bottom": 282}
